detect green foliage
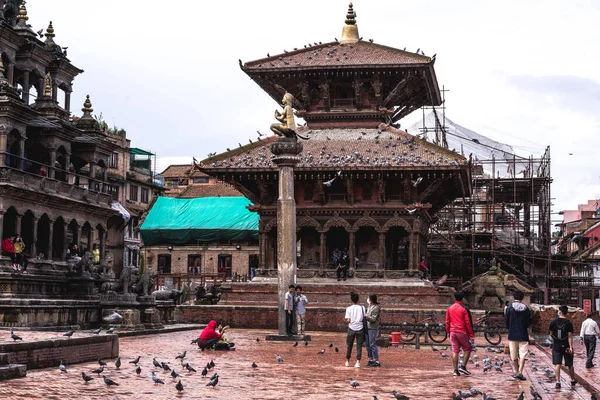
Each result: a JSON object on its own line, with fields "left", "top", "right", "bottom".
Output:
{"left": 93, "top": 112, "right": 126, "bottom": 135}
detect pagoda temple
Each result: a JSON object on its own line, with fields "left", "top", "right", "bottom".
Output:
{"left": 199, "top": 3, "right": 471, "bottom": 280}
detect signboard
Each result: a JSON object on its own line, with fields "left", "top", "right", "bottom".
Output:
{"left": 583, "top": 299, "right": 592, "bottom": 314}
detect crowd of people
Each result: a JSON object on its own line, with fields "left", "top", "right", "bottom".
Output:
{"left": 2, "top": 234, "right": 27, "bottom": 273}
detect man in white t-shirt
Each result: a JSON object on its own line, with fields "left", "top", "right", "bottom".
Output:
{"left": 344, "top": 292, "right": 365, "bottom": 368}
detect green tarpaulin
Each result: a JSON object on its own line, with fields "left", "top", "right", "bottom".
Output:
{"left": 140, "top": 196, "right": 258, "bottom": 245}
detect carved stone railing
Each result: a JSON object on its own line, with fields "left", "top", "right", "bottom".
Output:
{"left": 262, "top": 268, "right": 417, "bottom": 280}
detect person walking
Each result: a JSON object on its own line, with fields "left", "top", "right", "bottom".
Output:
{"left": 504, "top": 290, "right": 532, "bottom": 380}
{"left": 365, "top": 294, "right": 381, "bottom": 367}
{"left": 445, "top": 291, "right": 474, "bottom": 376}
{"left": 344, "top": 292, "right": 365, "bottom": 368}
{"left": 295, "top": 286, "right": 308, "bottom": 336}
{"left": 580, "top": 313, "right": 600, "bottom": 368}
{"left": 284, "top": 284, "right": 295, "bottom": 336}
{"left": 549, "top": 305, "right": 577, "bottom": 389}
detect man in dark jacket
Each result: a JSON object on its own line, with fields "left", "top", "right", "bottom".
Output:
{"left": 504, "top": 291, "right": 532, "bottom": 380}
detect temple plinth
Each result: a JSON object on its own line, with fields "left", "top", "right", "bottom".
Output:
{"left": 271, "top": 138, "right": 302, "bottom": 337}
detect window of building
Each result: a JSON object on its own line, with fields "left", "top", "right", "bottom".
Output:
{"left": 188, "top": 255, "right": 202, "bottom": 274}
{"left": 218, "top": 254, "right": 232, "bottom": 279}
{"left": 193, "top": 177, "right": 209, "bottom": 184}
{"left": 157, "top": 254, "right": 171, "bottom": 274}
{"left": 141, "top": 188, "right": 149, "bottom": 203}
{"left": 108, "top": 185, "right": 119, "bottom": 200}
{"left": 127, "top": 248, "right": 139, "bottom": 267}
{"left": 129, "top": 184, "right": 138, "bottom": 201}
{"left": 108, "top": 152, "right": 119, "bottom": 169}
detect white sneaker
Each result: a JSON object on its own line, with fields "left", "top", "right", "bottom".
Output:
{"left": 345, "top": 360, "right": 350, "bottom": 367}
{"left": 354, "top": 361, "right": 360, "bottom": 368}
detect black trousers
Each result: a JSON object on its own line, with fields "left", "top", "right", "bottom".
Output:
{"left": 336, "top": 266, "right": 348, "bottom": 280}
{"left": 584, "top": 335, "right": 596, "bottom": 367}
{"left": 346, "top": 328, "right": 365, "bottom": 361}
{"left": 285, "top": 311, "right": 294, "bottom": 335}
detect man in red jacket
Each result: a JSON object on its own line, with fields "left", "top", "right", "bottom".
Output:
{"left": 1, "top": 236, "right": 16, "bottom": 270}
{"left": 445, "top": 291, "right": 475, "bottom": 376}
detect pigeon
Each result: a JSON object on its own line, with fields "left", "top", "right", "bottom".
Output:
{"left": 201, "top": 367, "right": 208, "bottom": 377}
{"left": 103, "top": 312, "right": 123, "bottom": 323}
{"left": 482, "top": 394, "right": 496, "bottom": 400}
{"left": 115, "top": 356, "right": 121, "bottom": 369}
{"left": 135, "top": 366, "right": 141, "bottom": 376}
{"left": 529, "top": 387, "right": 541, "bottom": 400}
{"left": 440, "top": 346, "right": 448, "bottom": 350}
{"left": 469, "top": 387, "right": 482, "bottom": 395}
{"left": 458, "top": 390, "right": 473, "bottom": 398}
{"left": 161, "top": 362, "right": 171, "bottom": 371}
{"left": 304, "top": 341, "right": 309, "bottom": 346}
{"left": 256, "top": 337, "right": 260, "bottom": 342}
{"left": 176, "top": 351, "right": 186, "bottom": 360}
{"left": 185, "top": 363, "right": 196, "bottom": 373}
{"left": 171, "top": 369, "right": 181, "bottom": 379}
{"left": 452, "top": 394, "right": 461, "bottom": 400}
{"left": 293, "top": 341, "right": 298, "bottom": 347}
{"left": 317, "top": 349, "right": 326, "bottom": 355}
{"left": 63, "top": 330, "right": 74, "bottom": 338}
{"left": 106, "top": 327, "right": 116, "bottom": 334}
{"left": 129, "top": 356, "right": 140, "bottom": 365}
{"left": 440, "top": 352, "right": 448, "bottom": 358}
{"left": 91, "top": 328, "right": 101, "bottom": 335}
{"left": 493, "top": 364, "right": 502, "bottom": 373}
{"left": 431, "top": 346, "right": 439, "bottom": 352}
{"left": 392, "top": 391, "right": 410, "bottom": 400}
{"left": 81, "top": 371, "right": 93, "bottom": 383}
{"left": 210, "top": 372, "right": 218, "bottom": 381}
{"left": 323, "top": 177, "right": 336, "bottom": 187}
{"left": 411, "top": 177, "right": 423, "bottom": 187}
{"left": 191, "top": 338, "right": 199, "bottom": 344}
{"left": 59, "top": 360, "right": 67, "bottom": 373}
{"left": 531, "top": 364, "right": 537, "bottom": 371}
{"left": 516, "top": 392, "right": 524, "bottom": 400}
{"left": 252, "top": 362, "right": 257, "bottom": 369}
{"left": 209, "top": 360, "right": 215, "bottom": 368}
{"left": 175, "top": 380, "right": 184, "bottom": 393}
{"left": 329, "top": 343, "right": 333, "bottom": 348}
{"left": 349, "top": 378, "right": 360, "bottom": 388}
{"left": 207, "top": 374, "right": 219, "bottom": 388}
{"left": 276, "top": 354, "right": 284, "bottom": 363}
{"left": 103, "top": 375, "right": 119, "bottom": 386}
{"left": 98, "top": 358, "right": 107, "bottom": 367}
{"left": 91, "top": 366, "right": 104, "bottom": 375}
{"left": 335, "top": 347, "right": 339, "bottom": 352}
{"left": 10, "top": 329, "right": 22, "bottom": 341}
{"left": 151, "top": 371, "right": 164, "bottom": 385}
{"left": 153, "top": 358, "right": 161, "bottom": 368}
{"left": 36, "top": 29, "right": 44, "bottom": 37}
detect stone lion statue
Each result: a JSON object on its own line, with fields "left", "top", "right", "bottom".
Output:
{"left": 101, "top": 265, "right": 139, "bottom": 294}
{"left": 132, "top": 268, "right": 154, "bottom": 297}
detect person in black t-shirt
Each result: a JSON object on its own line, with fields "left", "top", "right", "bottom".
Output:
{"left": 549, "top": 305, "right": 577, "bottom": 389}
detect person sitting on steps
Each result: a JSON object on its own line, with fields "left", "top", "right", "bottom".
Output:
{"left": 336, "top": 253, "right": 349, "bottom": 281}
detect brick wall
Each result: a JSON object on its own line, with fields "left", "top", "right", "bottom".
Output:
{"left": 0, "top": 334, "right": 118, "bottom": 369}
{"left": 531, "top": 305, "right": 587, "bottom": 334}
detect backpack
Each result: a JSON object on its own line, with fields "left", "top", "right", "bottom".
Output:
{"left": 552, "top": 319, "right": 569, "bottom": 341}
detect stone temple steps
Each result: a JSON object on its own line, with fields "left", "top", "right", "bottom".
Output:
{"left": 0, "top": 352, "right": 26, "bottom": 380}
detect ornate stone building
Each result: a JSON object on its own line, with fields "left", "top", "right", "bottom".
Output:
{"left": 199, "top": 4, "right": 471, "bottom": 279}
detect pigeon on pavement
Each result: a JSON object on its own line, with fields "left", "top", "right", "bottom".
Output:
{"left": 81, "top": 371, "right": 93, "bottom": 382}
{"left": 10, "top": 329, "right": 22, "bottom": 341}
{"left": 530, "top": 386, "right": 541, "bottom": 400}
{"left": 209, "top": 360, "right": 215, "bottom": 368}
{"left": 98, "top": 358, "right": 107, "bottom": 367}
{"left": 171, "top": 369, "right": 181, "bottom": 379}
{"left": 452, "top": 394, "right": 461, "bottom": 400}
{"left": 329, "top": 343, "right": 333, "bottom": 348}
{"left": 392, "top": 390, "right": 409, "bottom": 400}
{"left": 482, "top": 393, "right": 496, "bottom": 400}
{"left": 304, "top": 341, "right": 308, "bottom": 346}
{"left": 469, "top": 387, "right": 482, "bottom": 395}
{"left": 335, "top": 347, "right": 339, "bottom": 352}
{"left": 210, "top": 372, "right": 218, "bottom": 380}
{"left": 516, "top": 391, "right": 524, "bottom": 400}
{"left": 201, "top": 367, "right": 208, "bottom": 377}
{"left": 276, "top": 354, "right": 284, "bottom": 363}
{"left": 175, "top": 351, "right": 186, "bottom": 360}
{"left": 252, "top": 362, "right": 257, "bottom": 369}
{"left": 191, "top": 338, "right": 199, "bottom": 344}
{"left": 153, "top": 358, "right": 161, "bottom": 368}
{"left": 91, "top": 366, "right": 104, "bottom": 375}
{"left": 151, "top": 371, "right": 165, "bottom": 385}
{"left": 91, "top": 328, "right": 101, "bottom": 335}
{"left": 349, "top": 378, "right": 360, "bottom": 388}
{"left": 256, "top": 337, "right": 260, "bottom": 342}
{"left": 207, "top": 374, "right": 219, "bottom": 388}
{"left": 103, "top": 375, "right": 119, "bottom": 386}
{"left": 458, "top": 390, "right": 473, "bottom": 398}
{"left": 317, "top": 349, "right": 326, "bottom": 355}
{"left": 135, "top": 366, "right": 141, "bottom": 376}
{"left": 161, "top": 362, "right": 171, "bottom": 371}
{"left": 185, "top": 363, "right": 196, "bottom": 373}
{"left": 59, "top": 360, "right": 67, "bottom": 373}
{"left": 63, "top": 330, "right": 74, "bottom": 338}
{"left": 293, "top": 341, "right": 298, "bottom": 347}
{"left": 129, "top": 356, "right": 140, "bottom": 365}
{"left": 176, "top": 380, "right": 184, "bottom": 393}
{"left": 115, "top": 356, "right": 121, "bottom": 369}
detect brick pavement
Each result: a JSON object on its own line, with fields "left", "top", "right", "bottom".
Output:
{"left": 0, "top": 329, "right": 597, "bottom": 399}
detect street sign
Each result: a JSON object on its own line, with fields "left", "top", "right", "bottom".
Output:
{"left": 583, "top": 299, "right": 592, "bottom": 314}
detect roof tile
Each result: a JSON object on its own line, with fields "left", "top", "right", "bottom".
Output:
{"left": 178, "top": 183, "right": 242, "bottom": 198}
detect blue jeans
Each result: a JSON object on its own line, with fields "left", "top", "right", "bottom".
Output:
{"left": 366, "top": 329, "right": 379, "bottom": 361}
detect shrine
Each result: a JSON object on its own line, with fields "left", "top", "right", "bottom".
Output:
{"left": 198, "top": 3, "right": 470, "bottom": 281}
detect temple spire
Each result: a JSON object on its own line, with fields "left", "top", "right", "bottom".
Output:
{"left": 16, "top": 0, "right": 28, "bottom": 24}
{"left": 340, "top": 3, "right": 359, "bottom": 44}
{"left": 82, "top": 95, "right": 94, "bottom": 116}
{"left": 45, "top": 21, "right": 56, "bottom": 45}
{"left": 43, "top": 73, "right": 52, "bottom": 97}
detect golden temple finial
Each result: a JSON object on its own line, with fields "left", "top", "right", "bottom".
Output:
{"left": 17, "top": 0, "right": 28, "bottom": 23}
{"left": 45, "top": 21, "right": 55, "bottom": 43}
{"left": 340, "top": 2, "right": 359, "bottom": 44}
{"left": 82, "top": 95, "right": 93, "bottom": 115}
{"left": 43, "top": 73, "right": 52, "bottom": 97}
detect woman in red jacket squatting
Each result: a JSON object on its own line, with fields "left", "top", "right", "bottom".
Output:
{"left": 445, "top": 291, "right": 475, "bottom": 376}
{"left": 197, "top": 320, "right": 235, "bottom": 351}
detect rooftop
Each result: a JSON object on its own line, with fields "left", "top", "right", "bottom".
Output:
{"left": 178, "top": 183, "right": 242, "bottom": 198}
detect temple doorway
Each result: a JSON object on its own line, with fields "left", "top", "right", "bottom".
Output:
{"left": 355, "top": 227, "right": 379, "bottom": 269}
{"left": 386, "top": 227, "right": 409, "bottom": 270}
{"left": 326, "top": 227, "right": 348, "bottom": 267}
{"left": 297, "top": 227, "right": 320, "bottom": 268}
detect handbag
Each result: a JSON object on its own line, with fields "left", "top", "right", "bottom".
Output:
{"left": 362, "top": 306, "right": 368, "bottom": 334}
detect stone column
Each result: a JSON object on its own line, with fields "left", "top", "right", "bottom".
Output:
{"left": 349, "top": 231, "right": 356, "bottom": 269}
{"left": 0, "top": 130, "right": 7, "bottom": 167}
{"left": 51, "top": 82, "right": 58, "bottom": 102}
{"left": 48, "top": 149, "right": 56, "bottom": 179}
{"left": 408, "top": 232, "right": 417, "bottom": 271}
{"left": 378, "top": 231, "right": 386, "bottom": 270}
{"left": 15, "top": 213, "right": 21, "bottom": 235}
{"left": 64, "top": 90, "right": 71, "bottom": 112}
{"left": 62, "top": 221, "right": 68, "bottom": 261}
{"left": 270, "top": 138, "right": 302, "bottom": 336}
{"left": 17, "top": 137, "right": 25, "bottom": 169}
{"left": 7, "top": 64, "right": 14, "bottom": 86}
{"left": 47, "top": 219, "right": 54, "bottom": 260}
{"left": 99, "top": 229, "right": 106, "bottom": 262}
{"left": 31, "top": 216, "right": 38, "bottom": 257}
{"left": 89, "top": 161, "right": 96, "bottom": 190}
{"left": 22, "top": 70, "right": 29, "bottom": 103}
{"left": 319, "top": 231, "right": 326, "bottom": 269}
{"left": 75, "top": 224, "right": 82, "bottom": 250}
{"left": 258, "top": 231, "right": 267, "bottom": 269}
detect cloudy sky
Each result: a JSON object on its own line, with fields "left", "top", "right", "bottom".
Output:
{"left": 28, "top": 0, "right": 600, "bottom": 216}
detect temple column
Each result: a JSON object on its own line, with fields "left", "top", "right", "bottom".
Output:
{"left": 89, "top": 161, "right": 96, "bottom": 190}
{"left": 319, "top": 231, "right": 326, "bottom": 269}
{"left": 47, "top": 219, "right": 53, "bottom": 260}
{"left": 64, "top": 154, "right": 70, "bottom": 183}
{"left": 64, "top": 90, "right": 71, "bottom": 112}
{"left": 7, "top": 64, "right": 14, "bottom": 86}
{"left": 48, "top": 149, "right": 56, "bottom": 179}
{"left": 258, "top": 231, "right": 267, "bottom": 269}
{"left": 21, "top": 70, "right": 29, "bottom": 103}
{"left": 15, "top": 213, "right": 21, "bottom": 236}
{"left": 62, "top": 220, "right": 68, "bottom": 261}
{"left": 51, "top": 82, "right": 58, "bottom": 102}
{"left": 99, "top": 229, "right": 106, "bottom": 262}
{"left": 17, "top": 137, "right": 25, "bottom": 170}
{"left": 408, "top": 232, "right": 417, "bottom": 271}
{"left": 31, "top": 216, "right": 38, "bottom": 257}
{"left": 378, "top": 231, "right": 386, "bottom": 270}
{"left": 348, "top": 230, "right": 356, "bottom": 269}
{"left": 75, "top": 223, "right": 82, "bottom": 251}
{"left": 0, "top": 211, "right": 4, "bottom": 241}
